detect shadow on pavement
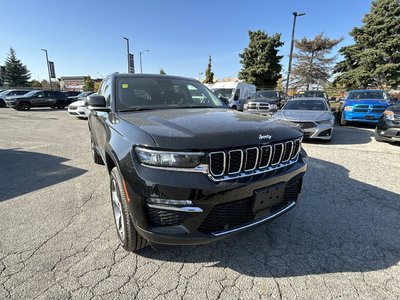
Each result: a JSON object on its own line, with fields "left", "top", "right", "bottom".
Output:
{"left": 0, "top": 149, "right": 87, "bottom": 202}
{"left": 303, "top": 125, "right": 375, "bottom": 145}
{"left": 139, "top": 156, "right": 400, "bottom": 277}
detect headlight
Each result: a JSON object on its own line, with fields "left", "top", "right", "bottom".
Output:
{"left": 383, "top": 110, "right": 394, "bottom": 120}
{"left": 79, "top": 105, "right": 85, "bottom": 108}
{"left": 270, "top": 104, "right": 277, "bottom": 109}
{"left": 344, "top": 106, "right": 353, "bottom": 112}
{"left": 135, "top": 147, "right": 204, "bottom": 168}
{"left": 317, "top": 118, "right": 335, "bottom": 125}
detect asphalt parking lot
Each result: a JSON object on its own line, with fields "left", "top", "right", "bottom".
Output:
{"left": 0, "top": 108, "right": 399, "bottom": 300}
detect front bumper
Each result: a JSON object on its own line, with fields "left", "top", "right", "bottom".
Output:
{"left": 122, "top": 151, "right": 307, "bottom": 245}
{"left": 376, "top": 119, "right": 400, "bottom": 142}
{"left": 245, "top": 108, "right": 277, "bottom": 116}
{"left": 68, "top": 106, "right": 89, "bottom": 118}
{"left": 5, "top": 101, "right": 17, "bottom": 108}
{"left": 343, "top": 111, "right": 381, "bottom": 123}
{"left": 302, "top": 123, "right": 334, "bottom": 140}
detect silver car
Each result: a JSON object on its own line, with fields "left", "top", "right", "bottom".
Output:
{"left": 273, "top": 98, "right": 335, "bottom": 141}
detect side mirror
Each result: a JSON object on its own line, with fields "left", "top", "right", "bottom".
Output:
{"left": 85, "top": 95, "right": 109, "bottom": 111}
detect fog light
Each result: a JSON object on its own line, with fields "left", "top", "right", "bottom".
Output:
{"left": 380, "top": 131, "right": 385, "bottom": 135}
{"left": 147, "top": 198, "right": 193, "bottom": 206}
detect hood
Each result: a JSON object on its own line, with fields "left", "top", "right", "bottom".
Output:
{"left": 70, "top": 100, "right": 85, "bottom": 106}
{"left": 274, "top": 110, "right": 333, "bottom": 122}
{"left": 345, "top": 99, "right": 389, "bottom": 106}
{"left": 118, "top": 108, "right": 302, "bottom": 150}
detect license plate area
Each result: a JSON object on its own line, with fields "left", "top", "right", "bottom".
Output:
{"left": 253, "top": 183, "right": 285, "bottom": 213}
{"left": 365, "top": 115, "right": 375, "bottom": 120}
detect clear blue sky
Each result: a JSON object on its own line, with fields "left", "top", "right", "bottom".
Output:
{"left": 0, "top": 0, "right": 372, "bottom": 81}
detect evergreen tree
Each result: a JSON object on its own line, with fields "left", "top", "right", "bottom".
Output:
{"left": 203, "top": 55, "right": 214, "bottom": 84}
{"left": 83, "top": 76, "right": 95, "bottom": 91}
{"left": 159, "top": 68, "right": 166, "bottom": 75}
{"left": 3, "top": 48, "right": 30, "bottom": 86}
{"left": 334, "top": 0, "right": 400, "bottom": 89}
{"left": 291, "top": 34, "right": 343, "bottom": 90}
{"left": 238, "top": 30, "right": 283, "bottom": 88}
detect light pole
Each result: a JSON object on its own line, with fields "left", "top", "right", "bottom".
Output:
{"left": 123, "top": 37, "right": 130, "bottom": 73}
{"left": 41, "top": 49, "right": 53, "bottom": 91}
{"left": 139, "top": 49, "right": 150, "bottom": 73}
{"left": 97, "top": 72, "right": 104, "bottom": 79}
{"left": 285, "top": 12, "right": 305, "bottom": 96}
{"left": 199, "top": 72, "right": 203, "bottom": 81}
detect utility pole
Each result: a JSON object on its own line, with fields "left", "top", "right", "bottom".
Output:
{"left": 140, "top": 49, "right": 150, "bottom": 73}
{"left": 285, "top": 12, "right": 305, "bottom": 96}
{"left": 41, "top": 49, "right": 53, "bottom": 91}
{"left": 123, "top": 37, "right": 134, "bottom": 73}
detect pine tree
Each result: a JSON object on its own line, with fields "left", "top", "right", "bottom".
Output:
{"left": 238, "top": 30, "right": 284, "bottom": 88}
{"left": 83, "top": 76, "right": 95, "bottom": 91}
{"left": 203, "top": 55, "right": 214, "bottom": 84}
{"left": 334, "top": 0, "right": 400, "bottom": 89}
{"left": 291, "top": 33, "right": 343, "bottom": 90}
{"left": 159, "top": 68, "right": 166, "bottom": 75}
{"left": 3, "top": 48, "right": 30, "bottom": 86}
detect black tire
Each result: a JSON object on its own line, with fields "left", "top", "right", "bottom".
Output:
{"left": 340, "top": 113, "right": 347, "bottom": 126}
{"left": 232, "top": 105, "right": 237, "bottom": 110}
{"left": 18, "top": 102, "right": 30, "bottom": 111}
{"left": 90, "top": 135, "right": 104, "bottom": 164}
{"left": 110, "top": 167, "right": 148, "bottom": 252}
{"left": 374, "top": 129, "right": 385, "bottom": 143}
{"left": 56, "top": 101, "right": 66, "bottom": 109}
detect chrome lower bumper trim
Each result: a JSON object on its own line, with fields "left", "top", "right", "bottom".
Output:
{"left": 212, "top": 201, "right": 296, "bottom": 237}
{"left": 147, "top": 203, "right": 203, "bottom": 213}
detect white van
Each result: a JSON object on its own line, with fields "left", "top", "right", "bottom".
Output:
{"left": 211, "top": 81, "right": 256, "bottom": 110}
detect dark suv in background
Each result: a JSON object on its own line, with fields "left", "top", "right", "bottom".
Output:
{"left": 87, "top": 73, "right": 308, "bottom": 252}
{"left": 244, "top": 90, "right": 284, "bottom": 115}
{"left": 5, "top": 90, "right": 69, "bottom": 110}
{"left": 0, "top": 89, "right": 32, "bottom": 107}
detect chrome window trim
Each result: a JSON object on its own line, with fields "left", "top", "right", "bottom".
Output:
{"left": 212, "top": 201, "right": 296, "bottom": 236}
{"left": 282, "top": 141, "right": 294, "bottom": 163}
{"left": 259, "top": 145, "right": 272, "bottom": 169}
{"left": 271, "top": 143, "right": 284, "bottom": 166}
{"left": 209, "top": 151, "right": 226, "bottom": 177}
{"left": 147, "top": 203, "right": 203, "bottom": 213}
{"left": 244, "top": 147, "right": 259, "bottom": 172}
{"left": 228, "top": 149, "right": 243, "bottom": 175}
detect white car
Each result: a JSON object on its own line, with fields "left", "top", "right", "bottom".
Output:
{"left": 68, "top": 100, "right": 89, "bottom": 118}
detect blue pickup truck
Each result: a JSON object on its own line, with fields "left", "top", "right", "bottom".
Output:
{"left": 339, "top": 90, "right": 390, "bottom": 126}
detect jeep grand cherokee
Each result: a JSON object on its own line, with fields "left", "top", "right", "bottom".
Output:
{"left": 87, "top": 73, "right": 308, "bottom": 252}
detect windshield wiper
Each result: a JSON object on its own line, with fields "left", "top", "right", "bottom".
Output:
{"left": 176, "top": 105, "right": 217, "bottom": 109}
{"left": 118, "top": 108, "right": 155, "bottom": 112}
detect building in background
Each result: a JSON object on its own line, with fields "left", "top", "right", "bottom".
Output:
{"left": 60, "top": 76, "right": 102, "bottom": 91}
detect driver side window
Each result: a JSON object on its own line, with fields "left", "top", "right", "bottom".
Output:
{"left": 234, "top": 89, "right": 240, "bottom": 101}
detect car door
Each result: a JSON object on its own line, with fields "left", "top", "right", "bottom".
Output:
{"left": 90, "top": 77, "right": 111, "bottom": 159}
{"left": 30, "top": 91, "right": 46, "bottom": 106}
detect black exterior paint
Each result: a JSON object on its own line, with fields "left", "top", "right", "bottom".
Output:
{"left": 89, "top": 73, "right": 308, "bottom": 246}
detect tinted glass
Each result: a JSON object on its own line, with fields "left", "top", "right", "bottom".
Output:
{"left": 297, "top": 91, "right": 327, "bottom": 99}
{"left": 347, "top": 91, "right": 387, "bottom": 100}
{"left": 254, "top": 91, "right": 279, "bottom": 99}
{"left": 116, "top": 77, "right": 224, "bottom": 111}
{"left": 283, "top": 100, "right": 328, "bottom": 111}
{"left": 212, "top": 88, "right": 233, "bottom": 99}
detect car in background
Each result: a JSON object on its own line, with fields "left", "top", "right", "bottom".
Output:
{"left": 374, "top": 104, "right": 400, "bottom": 143}
{"left": 243, "top": 90, "right": 284, "bottom": 115}
{"left": 68, "top": 93, "right": 96, "bottom": 119}
{"left": 0, "top": 89, "right": 32, "bottom": 107}
{"left": 273, "top": 98, "right": 335, "bottom": 141}
{"left": 338, "top": 90, "right": 390, "bottom": 126}
{"left": 65, "top": 91, "right": 94, "bottom": 104}
{"left": 211, "top": 81, "right": 256, "bottom": 111}
{"left": 62, "top": 91, "right": 81, "bottom": 104}
{"left": 5, "top": 90, "right": 69, "bottom": 110}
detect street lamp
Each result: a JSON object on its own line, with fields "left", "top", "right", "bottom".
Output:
{"left": 123, "top": 37, "right": 131, "bottom": 73}
{"left": 139, "top": 49, "right": 150, "bottom": 74}
{"left": 199, "top": 72, "right": 203, "bottom": 81}
{"left": 285, "top": 12, "right": 305, "bottom": 96}
{"left": 41, "top": 49, "right": 53, "bottom": 91}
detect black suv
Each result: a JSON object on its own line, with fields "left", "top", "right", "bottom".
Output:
{"left": 5, "top": 90, "right": 69, "bottom": 110}
{"left": 87, "top": 73, "right": 308, "bottom": 252}
{"left": 0, "top": 89, "right": 32, "bottom": 107}
{"left": 244, "top": 90, "right": 284, "bottom": 115}
{"left": 375, "top": 103, "right": 400, "bottom": 143}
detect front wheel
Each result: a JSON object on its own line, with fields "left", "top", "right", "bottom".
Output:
{"left": 18, "top": 102, "right": 30, "bottom": 111}
{"left": 110, "top": 167, "right": 148, "bottom": 252}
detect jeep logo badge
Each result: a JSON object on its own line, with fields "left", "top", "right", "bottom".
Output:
{"left": 259, "top": 134, "right": 272, "bottom": 140}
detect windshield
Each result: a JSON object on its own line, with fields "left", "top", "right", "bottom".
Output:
{"left": 296, "top": 91, "right": 327, "bottom": 99}
{"left": 283, "top": 99, "right": 328, "bottom": 111}
{"left": 212, "top": 88, "right": 233, "bottom": 99}
{"left": 116, "top": 77, "right": 224, "bottom": 111}
{"left": 254, "top": 91, "right": 279, "bottom": 99}
{"left": 347, "top": 91, "right": 388, "bottom": 100}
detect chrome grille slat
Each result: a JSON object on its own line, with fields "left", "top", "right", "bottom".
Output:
{"left": 209, "top": 138, "right": 301, "bottom": 181}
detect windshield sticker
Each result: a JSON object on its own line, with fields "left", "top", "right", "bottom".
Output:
{"left": 122, "top": 83, "right": 129, "bottom": 89}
